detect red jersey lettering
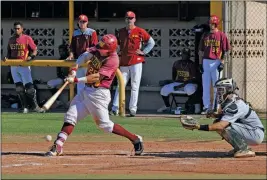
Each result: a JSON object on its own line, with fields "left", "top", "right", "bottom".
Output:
{"left": 199, "top": 31, "right": 230, "bottom": 60}
{"left": 118, "top": 27, "right": 150, "bottom": 66}
{"left": 8, "top": 34, "right": 37, "bottom": 60}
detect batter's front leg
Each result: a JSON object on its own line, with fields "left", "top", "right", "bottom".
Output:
{"left": 45, "top": 93, "right": 90, "bottom": 156}
{"left": 129, "top": 63, "right": 143, "bottom": 115}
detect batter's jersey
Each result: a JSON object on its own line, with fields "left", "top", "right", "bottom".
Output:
{"left": 172, "top": 59, "right": 196, "bottom": 82}
{"left": 7, "top": 34, "right": 37, "bottom": 60}
{"left": 221, "top": 96, "right": 264, "bottom": 130}
{"left": 85, "top": 50, "right": 119, "bottom": 89}
{"left": 117, "top": 26, "right": 151, "bottom": 66}
{"left": 198, "top": 31, "right": 231, "bottom": 60}
{"left": 70, "top": 28, "right": 98, "bottom": 59}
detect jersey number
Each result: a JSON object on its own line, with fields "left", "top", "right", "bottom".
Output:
{"left": 17, "top": 50, "right": 25, "bottom": 57}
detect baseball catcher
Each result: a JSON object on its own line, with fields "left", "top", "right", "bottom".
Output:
{"left": 180, "top": 78, "right": 265, "bottom": 158}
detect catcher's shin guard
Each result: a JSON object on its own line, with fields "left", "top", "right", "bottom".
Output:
{"left": 15, "top": 83, "right": 28, "bottom": 110}
{"left": 132, "top": 135, "right": 144, "bottom": 155}
{"left": 221, "top": 127, "right": 249, "bottom": 153}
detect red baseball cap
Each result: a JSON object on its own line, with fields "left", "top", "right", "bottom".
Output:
{"left": 78, "top": 14, "right": 88, "bottom": 22}
{"left": 125, "top": 11, "right": 136, "bottom": 18}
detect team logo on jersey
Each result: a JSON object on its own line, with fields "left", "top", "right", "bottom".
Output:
{"left": 98, "top": 41, "right": 105, "bottom": 47}
{"left": 132, "top": 35, "right": 138, "bottom": 38}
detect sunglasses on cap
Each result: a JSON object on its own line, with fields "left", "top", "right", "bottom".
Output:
{"left": 125, "top": 17, "right": 134, "bottom": 20}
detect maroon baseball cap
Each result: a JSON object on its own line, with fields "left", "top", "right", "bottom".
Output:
{"left": 79, "top": 14, "right": 88, "bottom": 22}
{"left": 125, "top": 11, "right": 136, "bottom": 18}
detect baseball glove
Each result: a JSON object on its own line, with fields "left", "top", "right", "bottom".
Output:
{"left": 180, "top": 115, "right": 199, "bottom": 130}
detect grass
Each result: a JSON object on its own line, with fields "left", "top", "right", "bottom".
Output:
{"left": 1, "top": 112, "right": 267, "bottom": 142}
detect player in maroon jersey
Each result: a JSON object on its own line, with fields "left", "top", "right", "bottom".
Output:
{"left": 4, "top": 21, "right": 44, "bottom": 113}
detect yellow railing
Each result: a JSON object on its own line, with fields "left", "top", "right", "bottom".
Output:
{"left": 1, "top": 59, "right": 125, "bottom": 116}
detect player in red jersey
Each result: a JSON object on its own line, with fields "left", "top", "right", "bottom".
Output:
{"left": 67, "top": 14, "right": 98, "bottom": 94}
{"left": 198, "top": 15, "right": 231, "bottom": 114}
{"left": 45, "top": 34, "right": 144, "bottom": 157}
{"left": 4, "top": 22, "right": 44, "bottom": 113}
{"left": 110, "top": 11, "right": 155, "bottom": 117}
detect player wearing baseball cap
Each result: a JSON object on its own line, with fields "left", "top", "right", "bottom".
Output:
{"left": 110, "top": 11, "right": 155, "bottom": 117}
{"left": 198, "top": 15, "right": 231, "bottom": 114}
{"left": 67, "top": 14, "right": 98, "bottom": 94}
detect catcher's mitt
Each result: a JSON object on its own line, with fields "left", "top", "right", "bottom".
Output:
{"left": 180, "top": 115, "right": 199, "bottom": 130}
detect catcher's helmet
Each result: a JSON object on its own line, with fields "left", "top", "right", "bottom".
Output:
{"left": 209, "top": 15, "right": 219, "bottom": 25}
{"left": 96, "top": 34, "right": 118, "bottom": 53}
{"left": 215, "top": 78, "right": 238, "bottom": 104}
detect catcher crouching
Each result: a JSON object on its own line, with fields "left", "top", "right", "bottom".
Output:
{"left": 180, "top": 78, "right": 265, "bottom": 158}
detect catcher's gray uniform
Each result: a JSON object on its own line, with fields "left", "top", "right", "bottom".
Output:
{"left": 221, "top": 95, "right": 264, "bottom": 145}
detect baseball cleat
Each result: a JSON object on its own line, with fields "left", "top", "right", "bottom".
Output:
{"left": 33, "top": 107, "right": 46, "bottom": 113}
{"left": 44, "top": 144, "right": 63, "bottom": 157}
{"left": 132, "top": 135, "right": 144, "bottom": 155}
{"left": 109, "top": 110, "right": 118, "bottom": 116}
{"left": 234, "top": 149, "right": 255, "bottom": 158}
{"left": 18, "top": 108, "right": 29, "bottom": 114}
{"left": 157, "top": 106, "right": 170, "bottom": 113}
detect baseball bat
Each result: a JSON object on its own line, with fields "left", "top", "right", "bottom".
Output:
{"left": 42, "top": 81, "right": 69, "bottom": 111}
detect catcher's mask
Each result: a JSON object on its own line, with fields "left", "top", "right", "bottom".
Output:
{"left": 215, "top": 78, "right": 238, "bottom": 104}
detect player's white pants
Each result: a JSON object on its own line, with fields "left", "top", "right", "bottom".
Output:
{"left": 160, "top": 82, "right": 197, "bottom": 96}
{"left": 112, "top": 63, "right": 142, "bottom": 114}
{"left": 76, "top": 67, "right": 87, "bottom": 94}
{"left": 11, "top": 66, "right": 33, "bottom": 85}
{"left": 64, "top": 86, "right": 114, "bottom": 132}
{"left": 47, "top": 78, "right": 63, "bottom": 88}
{"left": 202, "top": 59, "right": 221, "bottom": 109}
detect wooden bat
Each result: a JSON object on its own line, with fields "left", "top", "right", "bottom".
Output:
{"left": 42, "top": 81, "right": 69, "bottom": 111}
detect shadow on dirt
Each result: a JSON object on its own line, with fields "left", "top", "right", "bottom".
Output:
{"left": 142, "top": 151, "right": 267, "bottom": 158}
{"left": 1, "top": 152, "right": 128, "bottom": 157}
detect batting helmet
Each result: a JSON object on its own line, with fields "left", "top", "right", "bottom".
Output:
{"left": 96, "top": 34, "right": 118, "bottom": 53}
{"left": 209, "top": 15, "right": 219, "bottom": 25}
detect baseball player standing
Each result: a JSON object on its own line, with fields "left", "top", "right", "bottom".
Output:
{"left": 110, "top": 11, "right": 155, "bottom": 117}
{"left": 4, "top": 22, "right": 44, "bottom": 113}
{"left": 198, "top": 15, "right": 231, "bottom": 114}
{"left": 66, "top": 14, "right": 98, "bottom": 94}
{"left": 183, "top": 78, "right": 265, "bottom": 158}
{"left": 45, "top": 34, "right": 143, "bottom": 156}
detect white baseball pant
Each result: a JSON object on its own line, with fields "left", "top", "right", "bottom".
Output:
{"left": 11, "top": 66, "right": 33, "bottom": 85}
{"left": 160, "top": 82, "right": 198, "bottom": 96}
{"left": 202, "top": 59, "right": 221, "bottom": 109}
{"left": 112, "top": 63, "right": 142, "bottom": 114}
{"left": 64, "top": 86, "right": 114, "bottom": 132}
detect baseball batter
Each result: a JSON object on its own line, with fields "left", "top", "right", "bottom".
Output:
{"left": 45, "top": 34, "right": 144, "bottom": 156}
{"left": 183, "top": 78, "right": 264, "bottom": 158}
{"left": 67, "top": 14, "right": 98, "bottom": 94}
{"left": 110, "top": 11, "right": 155, "bottom": 117}
{"left": 157, "top": 48, "right": 200, "bottom": 114}
{"left": 198, "top": 15, "right": 231, "bottom": 114}
{"left": 4, "top": 21, "right": 44, "bottom": 113}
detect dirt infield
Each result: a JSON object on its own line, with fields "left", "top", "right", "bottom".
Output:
{"left": 2, "top": 140, "right": 267, "bottom": 178}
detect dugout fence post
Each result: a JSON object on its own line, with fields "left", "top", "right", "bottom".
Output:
{"left": 68, "top": 0, "right": 75, "bottom": 101}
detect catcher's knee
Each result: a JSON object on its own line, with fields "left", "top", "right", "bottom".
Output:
{"left": 15, "top": 82, "right": 25, "bottom": 93}
{"left": 98, "top": 121, "right": 114, "bottom": 133}
{"left": 25, "top": 83, "right": 36, "bottom": 97}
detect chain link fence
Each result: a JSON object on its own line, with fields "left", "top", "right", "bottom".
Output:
{"left": 223, "top": 1, "right": 267, "bottom": 112}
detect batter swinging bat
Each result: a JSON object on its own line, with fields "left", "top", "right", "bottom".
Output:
{"left": 42, "top": 81, "right": 69, "bottom": 111}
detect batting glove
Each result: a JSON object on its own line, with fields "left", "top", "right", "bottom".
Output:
{"left": 69, "top": 68, "right": 77, "bottom": 77}
{"left": 64, "top": 76, "right": 77, "bottom": 83}
{"left": 217, "top": 63, "right": 224, "bottom": 72}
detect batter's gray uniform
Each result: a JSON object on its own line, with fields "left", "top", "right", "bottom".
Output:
{"left": 221, "top": 96, "right": 264, "bottom": 145}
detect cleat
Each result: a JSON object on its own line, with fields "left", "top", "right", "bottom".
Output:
{"left": 226, "top": 148, "right": 238, "bottom": 156}
{"left": 132, "top": 135, "right": 144, "bottom": 155}
{"left": 33, "top": 106, "right": 46, "bottom": 113}
{"left": 18, "top": 108, "right": 29, "bottom": 114}
{"left": 157, "top": 106, "right": 170, "bottom": 113}
{"left": 109, "top": 110, "right": 118, "bottom": 116}
{"left": 44, "top": 144, "right": 63, "bottom": 157}
{"left": 127, "top": 111, "right": 136, "bottom": 117}
{"left": 234, "top": 149, "right": 255, "bottom": 158}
